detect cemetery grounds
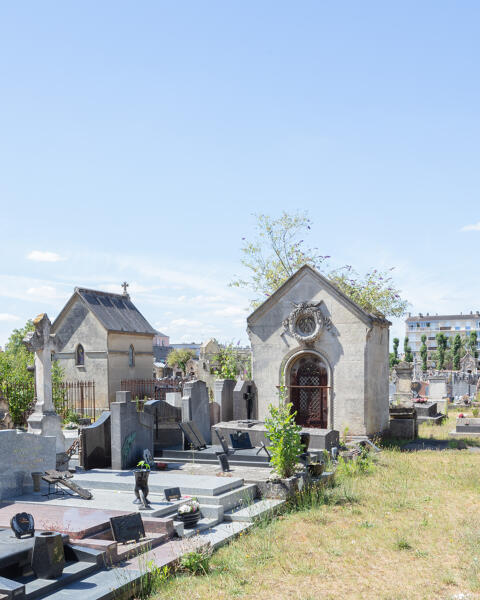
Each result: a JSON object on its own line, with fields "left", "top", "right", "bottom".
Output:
{"left": 152, "top": 407, "right": 480, "bottom": 600}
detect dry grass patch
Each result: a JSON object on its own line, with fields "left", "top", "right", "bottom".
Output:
{"left": 154, "top": 415, "right": 480, "bottom": 600}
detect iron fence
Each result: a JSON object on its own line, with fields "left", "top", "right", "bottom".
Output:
{"left": 0, "top": 380, "right": 97, "bottom": 425}
{"left": 120, "top": 378, "right": 183, "bottom": 402}
{"left": 55, "top": 381, "right": 97, "bottom": 420}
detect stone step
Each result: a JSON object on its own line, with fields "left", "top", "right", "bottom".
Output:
{"left": 71, "top": 469, "right": 245, "bottom": 497}
{"left": 173, "top": 516, "right": 221, "bottom": 538}
{"left": 196, "top": 520, "right": 253, "bottom": 549}
{"left": 162, "top": 456, "right": 270, "bottom": 468}
{"left": 24, "top": 560, "right": 99, "bottom": 600}
{"left": 223, "top": 498, "right": 285, "bottom": 523}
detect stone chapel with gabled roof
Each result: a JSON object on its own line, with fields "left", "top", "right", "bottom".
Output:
{"left": 247, "top": 265, "right": 391, "bottom": 436}
{"left": 52, "top": 287, "right": 156, "bottom": 409}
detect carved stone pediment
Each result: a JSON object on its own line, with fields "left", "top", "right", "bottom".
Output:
{"left": 282, "top": 301, "right": 333, "bottom": 345}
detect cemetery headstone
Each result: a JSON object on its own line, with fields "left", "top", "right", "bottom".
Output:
{"left": 214, "top": 379, "right": 237, "bottom": 422}
{"left": 110, "top": 513, "right": 145, "bottom": 544}
{"left": 111, "top": 391, "right": 154, "bottom": 470}
{"left": 144, "top": 399, "right": 182, "bottom": 449}
{"left": 179, "top": 421, "right": 205, "bottom": 450}
{"left": 182, "top": 380, "right": 211, "bottom": 444}
{"left": 393, "top": 361, "right": 413, "bottom": 405}
{"left": 22, "top": 314, "right": 65, "bottom": 453}
{"left": 164, "top": 487, "right": 181, "bottom": 501}
{"left": 10, "top": 513, "right": 35, "bottom": 539}
{"left": 80, "top": 411, "right": 111, "bottom": 470}
{"left": 233, "top": 380, "right": 257, "bottom": 421}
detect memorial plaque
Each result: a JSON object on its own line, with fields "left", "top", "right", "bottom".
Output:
{"left": 10, "top": 512, "right": 35, "bottom": 539}
{"left": 164, "top": 487, "right": 181, "bottom": 501}
{"left": 188, "top": 422, "right": 208, "bottom": 448}
{"left": 230, "top": 431, "right": 253, "bottom": 449}
{"left": 110, "top": 513, "right": 145, "bottom": 544}
{"left": 217, "top": 452, "right": 230, "bottom": 472}
{"left": 179, "top": 421, "right": 203, "bottom": 450}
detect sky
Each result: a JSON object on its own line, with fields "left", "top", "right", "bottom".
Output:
{"left": 1, "top": 1, "right": 479, "bottom": 349}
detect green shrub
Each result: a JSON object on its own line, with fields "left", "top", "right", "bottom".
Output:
{"left": 264, "top": 390, "right": 303, "bottom": 479}
{"left": 179, "top": 550, "right": 211, "bottom": 575}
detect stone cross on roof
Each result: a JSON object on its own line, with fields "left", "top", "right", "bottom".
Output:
{"left": 121, "top": 281, "right": 130, "bottom": 297}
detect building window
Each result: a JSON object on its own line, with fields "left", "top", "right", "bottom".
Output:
{"left": 76, "top": 344, "right": 85, "bottom": 366}
{"left": 129, "top": 345, "right": 135, "bottom": 367}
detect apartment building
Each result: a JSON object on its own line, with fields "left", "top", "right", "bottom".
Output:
{"left": 405, "top": 312, "right": 480, "bottom": 362}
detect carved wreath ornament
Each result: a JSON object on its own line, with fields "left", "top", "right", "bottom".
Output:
{"left": 282, "top": 301, "right": 333, "bottom": 345}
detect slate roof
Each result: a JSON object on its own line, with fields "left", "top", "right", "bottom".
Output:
{"left": 74, "top": 287, "right": 156, "bottom": 335}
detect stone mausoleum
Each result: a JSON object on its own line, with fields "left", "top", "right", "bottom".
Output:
{"left": 247, "top": 265, "right": 391, "bottom": 436}
{"left": 52, "top": 287, "right": 156, "bottom": 408}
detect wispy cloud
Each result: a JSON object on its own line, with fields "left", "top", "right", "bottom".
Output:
{"left": 0, "top": 313, "right": 20, "bottom": 322}
{"left": 27, "top": 250, "right": 65, "bottom": 262}
{"left": 461, "top": 222, "right": 480, "bottom": 232}
{"left": 26, "top": 285, "right": 68, "bottom": 301}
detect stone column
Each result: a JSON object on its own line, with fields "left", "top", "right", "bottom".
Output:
{"left": 393, "top": 362, "right": 413, "bottom": 405}
{"left": 214, "top": 379, "right": 236, "bottom": 422}
{"left": 23, "top": 314, "right": 65, "bottom": 453}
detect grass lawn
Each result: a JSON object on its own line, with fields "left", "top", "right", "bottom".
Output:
{"left": 154, "top": 409, "right": 480, "bottom": 600}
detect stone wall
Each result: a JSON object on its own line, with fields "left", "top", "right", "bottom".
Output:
{"left": 0, "top": 430, "right": 56, "bottom": 499}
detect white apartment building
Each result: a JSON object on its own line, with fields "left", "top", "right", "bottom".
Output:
{"left": 405, "top": 312, "right": 480, "bottom": 362}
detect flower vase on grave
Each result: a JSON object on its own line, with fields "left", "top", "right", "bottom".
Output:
{"left": 134, "top": 463, "right": 150, "bottom": 508}
{"left": 177, "top": 499, "right": 201, "bottom": 528}
{"left": 31, "top": 532, "right": 65, "bottom": 579}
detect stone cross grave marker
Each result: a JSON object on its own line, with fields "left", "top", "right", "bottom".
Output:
{"left": 23, "top": 314, "right": 65, "bottom": 453}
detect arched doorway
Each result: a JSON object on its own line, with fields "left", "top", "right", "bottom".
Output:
{"left": 289, "top": 353, "right": 329, "bottom": 428}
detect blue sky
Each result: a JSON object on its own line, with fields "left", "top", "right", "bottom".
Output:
{"left": 1, "top": 1, "right": 479, "bottom": 348}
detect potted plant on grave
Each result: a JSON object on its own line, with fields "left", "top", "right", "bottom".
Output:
{"left": 260, "top": 390, "right": 305, "bottom": 499}
{"left": 176, "top": 498, "right": 201, "bottom": 528}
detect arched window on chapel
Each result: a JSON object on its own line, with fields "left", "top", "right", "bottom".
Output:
{"left": 76, "top": 344, "right": 85, "bottom": 366}
{"left": 129, "top": 345, "right": 135, "bottom": 367}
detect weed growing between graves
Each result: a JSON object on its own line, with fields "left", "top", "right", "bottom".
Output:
{"left": 178, "top": 549, "right": 211, "bottom": 576}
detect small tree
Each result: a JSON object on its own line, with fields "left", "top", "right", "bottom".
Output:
{"left": 404, "top": 337, "right": 413, "bottom": 363}
{"left": 469, "top": 331, "right": 478, "bottom": 358}
{"left": 420, "top": 334, "right": 428, "bottom": 371}
{"left": 213, "top": 343, "right": 241, "bottom": 380}
{"left": 389, "top": 337, "right": 400, "bottom": 368}
{"left": 0, "top": 320, "right": 64, "bottom": 424}
{"left": 166, "top": 349, "right": 196, "bottom": 376}
{"left": 452, "top": 334, "right": 462, "bottom": 370}
{"left": 231, "top": 211, "right": 408, "bottom": 317}
{"left": 264, "top": 393, "right": 303, "bottom": 479}
{"left": 435, "top": 333, "right": 448, "bottom": 370}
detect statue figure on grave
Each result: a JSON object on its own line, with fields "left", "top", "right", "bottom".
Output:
{"left": 23, "top": 314, "right": 66, "bottom": 453}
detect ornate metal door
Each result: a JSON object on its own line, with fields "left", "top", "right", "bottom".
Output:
{"left": 290, "top": 355, "right": 328, "bottom": 428}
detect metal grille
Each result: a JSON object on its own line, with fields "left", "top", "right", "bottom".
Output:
{"left": 290, "top": 357, "right": 328, "bottom": 428}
